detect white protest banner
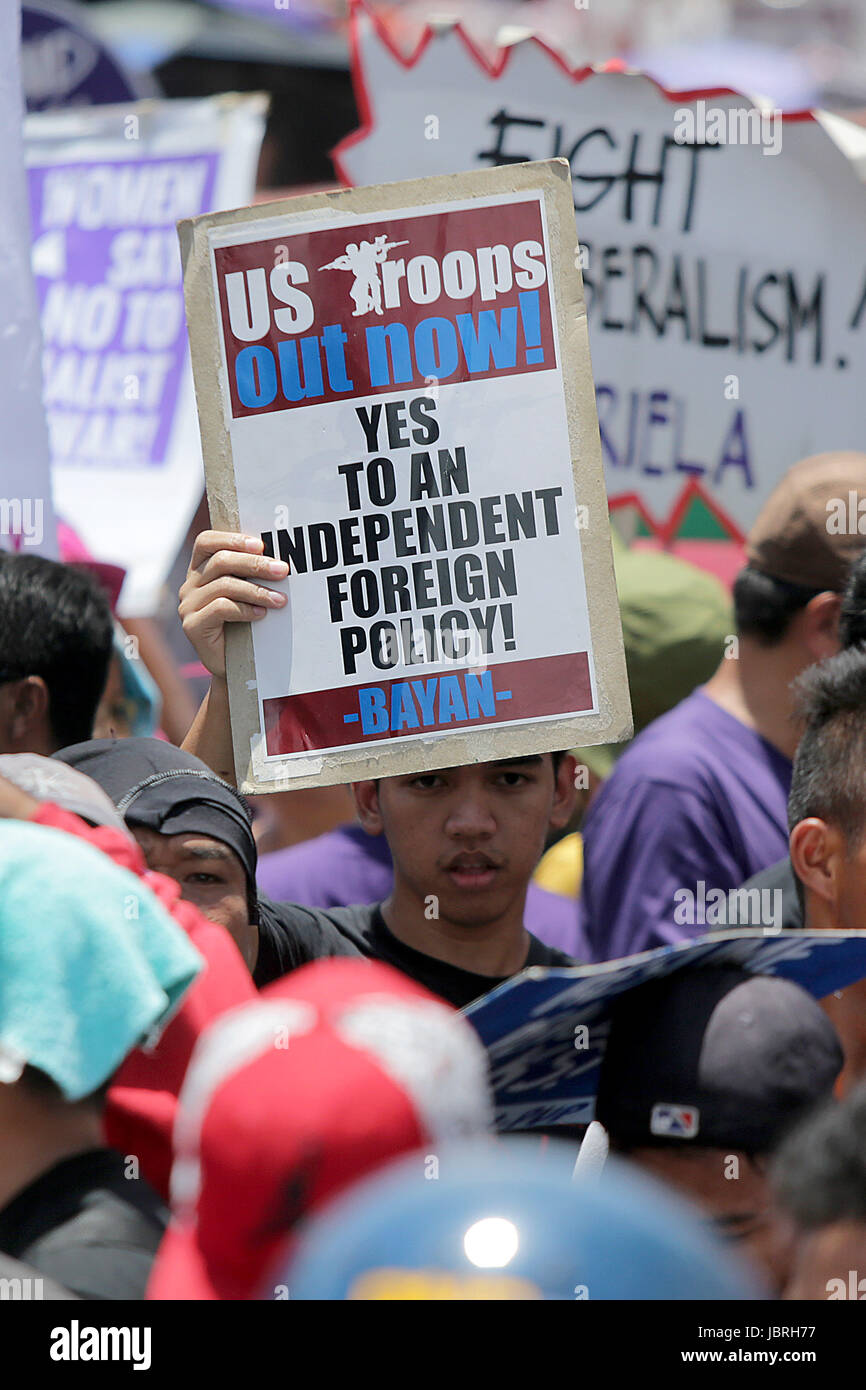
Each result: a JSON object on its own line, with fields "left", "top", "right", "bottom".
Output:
{"left": 336, "top": 3, "right": 866, "bottom": 548}
{"left": 26, "top": 93, "right": 266, "bottom": 614}
{"left": 179, "top": 160, "right": 631, "bottom": 793}
{"left": 0, "top": 0, "right": 57, "bottom": 558}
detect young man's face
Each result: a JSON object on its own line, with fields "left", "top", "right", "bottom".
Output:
{"left": 130, "top": 825, "right": 257, "bottom": 971}
{"left": 353, "top": 754, "right": 575, "bottom": 928}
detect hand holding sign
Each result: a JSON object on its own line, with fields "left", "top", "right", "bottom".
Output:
{"left": 179, "top": 531, "right": 288, "bottom": 679}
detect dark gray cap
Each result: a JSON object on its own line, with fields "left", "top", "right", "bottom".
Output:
{"left": 595, "top": 966, "right": 843, "bottom": 1154}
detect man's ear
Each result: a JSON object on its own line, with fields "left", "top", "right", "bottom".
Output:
{"left": 789, "top": 817, "right": 844, "bottom": 907}
{"left": 801, "top": 591, "right": 842, "bottom": 662}
{"left": 6, "top": 677, "right": 51, "bottom": 750}
{"left": 548, "top": 754, "right": 577, "bottom": 832}
{"left": 352, "top": 779, "right": 384, "bottom": 836}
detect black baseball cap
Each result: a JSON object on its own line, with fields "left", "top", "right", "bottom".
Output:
{"left": 595, "top": 966, "right": 842, "bottom": 1154}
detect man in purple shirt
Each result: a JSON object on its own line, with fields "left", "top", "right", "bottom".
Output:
{"left": 580, "top": 451, "right": 866, "bottom": 962}
{"left": 257, "top": 821, "right": 583, "bottom": 958}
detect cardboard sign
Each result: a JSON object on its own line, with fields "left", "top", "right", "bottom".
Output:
{"left": 180, "top": 160, "right": 631, "bottom": 793}
{"left": 337, "top": 4, "right": 866, "bottom": 549}
{"left": 464, "top": 929, "right": 866, "bottom": 1131}
{"left": 26, "top": 94, "right": 266, "bottom": 614}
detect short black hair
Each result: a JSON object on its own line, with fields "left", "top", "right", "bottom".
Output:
{"left": 839, "top": 548, "right": 866, "bottom": 650}
{"left": 772, "top": 1083, "right": 866, "bottom": 1230}
{"left": 733, "top": 565, "right": 824, "bottom": 647}
{"left": 0, "top": 554, "right": 113, "bottom": 747}
{"left": 787, "top": 646, "right": 866, "bottom": 850}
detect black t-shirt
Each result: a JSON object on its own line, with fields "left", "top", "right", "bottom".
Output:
{"left": 256, "top": 896, "right": 574, "bottom": 1009}
{"left": 0, "top": 1148, "right": 167, "bottom": 1301}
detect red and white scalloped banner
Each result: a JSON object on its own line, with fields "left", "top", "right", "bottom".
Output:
{"left": 335, "top": 2, "right": 866, "bottom": 546}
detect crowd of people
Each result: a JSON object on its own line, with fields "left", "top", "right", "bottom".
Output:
{"left": 2, "top": 448, "right": 866, "bottom": 1301}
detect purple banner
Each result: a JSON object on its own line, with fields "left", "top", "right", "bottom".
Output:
{"left": 28, "top": 153, "right": 218, "bottom": 470}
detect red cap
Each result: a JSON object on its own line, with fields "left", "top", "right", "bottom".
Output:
{"left": 147, "top": 959, "right": 492, "bottom": 1300}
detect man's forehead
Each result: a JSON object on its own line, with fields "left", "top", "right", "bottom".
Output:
{"left": 131, "top": 824, "right": 240, "bottom": 861}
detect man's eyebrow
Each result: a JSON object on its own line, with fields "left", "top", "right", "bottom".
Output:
{"left": 178, "top": 844, "right": 235, "bottom": 863}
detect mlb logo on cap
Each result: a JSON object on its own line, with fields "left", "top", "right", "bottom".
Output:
{"left": 650, "top": 1103, "right": 700, "bottom": 1139}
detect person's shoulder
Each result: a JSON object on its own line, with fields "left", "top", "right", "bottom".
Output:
{"left": 309, "top": 901, "right": 382, "bottom": 945}
{"left": 622, "top": 691, "right": 724, "bottom": 759}
{"left": 259, "top": 895, "right": 374, "bottom": 943}
{"left": 255, "top": 896, "right": 371, "bottom": 985}
{"left": 592, "top": 693, "right": 750, "bottom": 799}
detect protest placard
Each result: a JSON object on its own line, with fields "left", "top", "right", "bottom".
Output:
{"left": 337, "top": 3, "right": 866, "bottom": 550}
{"left": 1, "top": 0, "right": 57, "bottom": 558}
{"left": 180, "top": 159, "right": 631, "bottom": 793}
{"left": 26, "top": 93, "right": 266, "bottom": 614}
{"left": 465, "top": 929, "right": 866, "bottom": 1131}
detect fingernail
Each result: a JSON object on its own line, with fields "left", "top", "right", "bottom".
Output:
{"left": 251, "top": 605, "right": 267, "bottom": 617}
{"left": 243, "top": 536, "right": 263, "bottom": 552}
{"left": 265, "top": 559, "right": 288, "bottom": 576}
{"left": 271, "top": 591, "right": 288, "bottom": 605}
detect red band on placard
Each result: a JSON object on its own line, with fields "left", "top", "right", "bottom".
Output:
{"left": 214, "top": 198, "right": 556, "bottom": 419}
{"left": 262, "top": 651, "right": 591, "bottom": 756}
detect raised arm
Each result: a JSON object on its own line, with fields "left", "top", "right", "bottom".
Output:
{"left": 179, "top": 529, "right": 288, "bottom": 784}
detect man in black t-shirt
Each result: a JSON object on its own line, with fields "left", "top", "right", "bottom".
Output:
{"left": 135, "top": 527, "right": 581, "bottom": 1007}
{"left": 254, "top": 750, "right": 578, "bottom": 1007}
{"left": 57, "top": 732, "right": 577, "bottom": 1009}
